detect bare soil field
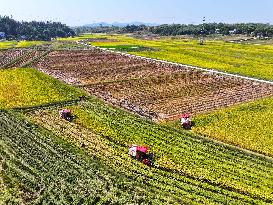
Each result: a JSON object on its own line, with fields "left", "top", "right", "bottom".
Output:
{"left": 0, "top": 49, "right": 46, "bottom": 68}
{"left": 33, "top": 49, "right": 273, "bottom": 120}
{"left": 0, "top": 49, "right": 28, "bottom": 67}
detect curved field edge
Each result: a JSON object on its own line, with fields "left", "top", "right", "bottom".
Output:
{"left": 87, "top": 34, "right": 273, "bottom": 81}
{"left": 164, "top": 95, "right": 273, "bottom": 158}
{"left": 192, "top": 96, "right": 273, "bottom": 157}
{"left": 23, "top": 97, "right": 273, "bottom": 204}
{"left": 0, "top": 68, "right": 84, "bottom": 109}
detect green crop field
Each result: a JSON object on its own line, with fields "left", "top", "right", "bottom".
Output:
{"left": 15, "top": 40, "right": 46, "bottom": 48}
{"left": 98, "top": 44, "right": 155, "bottom": 52}
{"left": 0, "top": 65, "right": 273, "bottom": 204}
{"left": 0, "top": 41, "right": 46, "bottom": 49}
{"left": 0, "top": 110, "right": 155, "bottom": 204}
{"left": 0, "top": 41, "right": 18, "bottom": 49}
{"left": 57, "top": 34, "right": 99, "bottom": 41}
{"left": 1, "top": 37, "right": 273, "bottom": 204}
{"left": 0, "top": 68, "right": 84, "bottom": 108}
{"left": 165, "top": 95, "right": 273, "bottom": 157}
{"left": 85, "top": 34, "right": 273, "bottom": 80}
{"left": 22, "top": 97, "right": 273, "bottom": 204}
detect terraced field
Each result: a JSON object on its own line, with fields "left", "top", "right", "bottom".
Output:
{"left": 33, "top": 49, "right": 273, "bottom": 120}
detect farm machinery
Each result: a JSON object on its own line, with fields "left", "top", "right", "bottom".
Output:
{"left": 180, "top": 113, "right": 192, "bottom": 129}
{"left": 128, "top": 144, "right": 155, "bottom": 166}
{"left": 59, "top": 109, "right": 73, "bottom": 122}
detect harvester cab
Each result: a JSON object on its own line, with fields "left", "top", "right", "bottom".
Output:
{"left": 128, "top": 144, "right": 154, "bottom": 166}
{"left": 180, "top": 113, "right": 192, "bottom": 130}
{"left": 59, "top": 109, "right": 73, "bottom": 122}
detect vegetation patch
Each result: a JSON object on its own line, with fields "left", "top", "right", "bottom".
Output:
{"left": 57, "top": 34, "right": 105, "bottom": 41}
{"left": 89, "top": 34, "right": 273, "bottom": 81}
{"left": 0, "top": 68, "right": 84, "bottom": 108}
{"left": 0, "top": 41, "right": 47, "bottom": 50}
{"left": 23, "top": 97, "right": 273, "bottom": 204}
{"left": 15, "top": 40, "right": 46, "bottom": 48}
{"left": 98, "top": 44, "right": 157, "bottom": 52}
{"left": 167, "top": 96, "right": 273, "bottom": 157}
{"left": 0, "top": 41, "right": 17, "bottom": 49}
{"left": 0, "top": 110, "right": 153, "bottom": 204}
{"left": 190, "top": 96, "right": 273, "bottom": 157}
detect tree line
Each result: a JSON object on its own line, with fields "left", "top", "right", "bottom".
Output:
{"left": 76, "top": 23, "right": 273, "bottom": 37}
{"left": 0, "top": 16, "right": 75, "bottom": 41}
{"left": 2, "top": 15, "right": 272, "bottom": 39}
{"left": 149, "top": 23, "right": 273, "bottom": 37}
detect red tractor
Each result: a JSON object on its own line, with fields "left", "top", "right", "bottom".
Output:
{"left": 180, "top": 113, "right": 192, "bottom": 129}
{"left": 59, "top": 109, "right": 73, "bottom": 122}
{"left": 128, "top": 144, "right": 155, "bottom": 166}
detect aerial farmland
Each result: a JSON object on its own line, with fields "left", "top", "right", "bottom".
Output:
{"left": 1, "top": 1, "right": 273, "bottom": 204}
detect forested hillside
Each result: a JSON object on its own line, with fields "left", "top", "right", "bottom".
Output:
{"left": 0, "top": 16, "right": 75, "bottom": 41}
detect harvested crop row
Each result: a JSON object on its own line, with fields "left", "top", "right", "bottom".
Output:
{"left": 24, "top": 98, "right": 273, "bottom": 204}
{"left": 0, "top": 49, "right": 47, "bottom": 69}
{"left": 33, "top": 50, "right": 187, "bottom": 84}
{"left": 33, "top": 49, "right": 273, "bottom": 120}
{"left": 8, "top": 50, "right": 46, "bottom": 68}
{"left": 0, "top": 49, "right": 28, "bottom": 68}
{"left": 0, "top": 110, "right": 159, "bottom": 204}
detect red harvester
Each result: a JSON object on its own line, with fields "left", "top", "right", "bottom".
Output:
{"left": 59, "top": 109, "right": 73, "bottom": 122}
{"left": 128, "top": 144, "right": 154, "bottom": 166}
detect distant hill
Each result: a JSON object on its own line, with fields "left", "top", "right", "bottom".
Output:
{"left": 82, "top": 22, "right": 159, "bottom": 28}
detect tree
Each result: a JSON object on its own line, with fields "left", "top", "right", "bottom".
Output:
{"left": 0, "top": 15, "right": 75, "bottom": 41}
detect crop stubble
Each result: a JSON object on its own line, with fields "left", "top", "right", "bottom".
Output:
{"left": 33, "top": 49, "right": 273, "bottom": 120}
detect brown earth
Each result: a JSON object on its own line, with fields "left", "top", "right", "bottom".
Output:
{"left": 33, "top": 49, "right": 273, "bottom": 120}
